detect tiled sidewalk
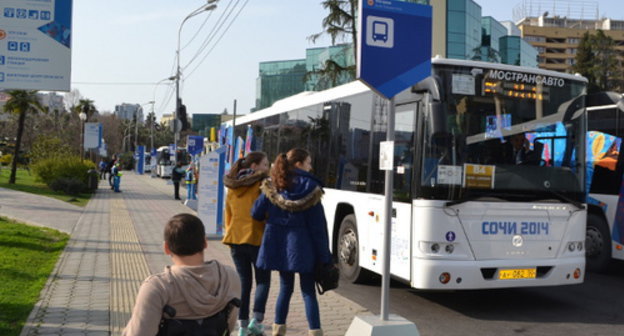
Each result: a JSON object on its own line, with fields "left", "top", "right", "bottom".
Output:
{"left": 2, "top": 173, "right": 368, "bottom": 336}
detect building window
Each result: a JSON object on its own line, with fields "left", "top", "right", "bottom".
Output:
{"left": 567, "top": 38, "right": 580, "bottom": 44}
{"left": 524, "top": 35, "right": 545, "bottom": 43}
{"left": 546, "top": 37, "right": 566, "bottom": 44}
{"left": 567, "top": 48, "right": 577, "bottom": 54}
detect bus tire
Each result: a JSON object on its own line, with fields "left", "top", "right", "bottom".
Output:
{"left": 338, "top": 214, "right": 371, "bottom": 283}
{"left": 586, "top": 213, "right": 611, "bottom": 273}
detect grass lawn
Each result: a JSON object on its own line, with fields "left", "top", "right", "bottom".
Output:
{"left": 0, "top": 168, "right": 92, "bottom": 207}
{"left": 0, "top": 217, "right": 69, "bottom": 336}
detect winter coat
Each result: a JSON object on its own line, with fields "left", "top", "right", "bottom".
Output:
{"left": 223, "top": 170, "right": 267, "bottom": 246}
{"left": 171, "top": 166, "right": 184, "bottom": 182}
{"left": 252, "top": 169, "right": 332, "bottom": 274}
{"left": 123, "top": 260, "right": 241, "bottom": 336}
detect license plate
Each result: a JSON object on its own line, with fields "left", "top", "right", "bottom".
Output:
{"left": 498, "top": 268, "right": 536, "bottom": 280}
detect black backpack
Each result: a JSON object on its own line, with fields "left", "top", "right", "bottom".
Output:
{"left": 156, "top": 298, "right": 240, "bottom": 336}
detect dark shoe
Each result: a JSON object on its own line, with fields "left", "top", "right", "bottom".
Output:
{"left": 175, "top": 197, "right": 181, "bottom": 200}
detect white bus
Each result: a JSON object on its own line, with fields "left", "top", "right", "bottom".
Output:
{"left": 229, "top": 58, "right": 588, "bottom": 289}
{"left": 156, "top": 146, "right": 173, "bottom": 178}
{"left": 585, "top": 91, "right": 624, "bottom": 271}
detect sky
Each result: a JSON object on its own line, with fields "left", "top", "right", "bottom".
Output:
{"left": 70, "top": 0, "right": 622, "bottom": 121}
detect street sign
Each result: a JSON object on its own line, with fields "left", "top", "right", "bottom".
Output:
{"left": 84, "top": 122, "right": 102, "bottom": 149}
{"left": 187, "top": 135, "right": 204, "bottom": 156}
{"left": 0, "top": 0, "right": 72, "bottom": 91}
{"left": 357, "top": 0, "right": 432, "bottom": 99}
{"left": 170, "top": 119, "right": 182, "bottom": 133}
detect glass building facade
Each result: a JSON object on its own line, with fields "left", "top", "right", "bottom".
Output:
{"left": 305, "top": 44, "right": 355, "bottom": 91}
{"left": 447, "top": 0, "right": 482, "bottom": 60}
{"left": 255, "top": 59, "right": 307, "bottom": 110}
{"left": 500, "top": 35, "right": 538, "bottom": 68}
{"left": 479, "top": 16, "right": 507, "bottom": 62}
{"left": 191, "top": 114, "right": 222, "bottom": 134}
{"left": 255, "top": 45, "right": 356, "bottom": 111}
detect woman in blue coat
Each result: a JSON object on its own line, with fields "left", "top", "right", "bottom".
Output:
{"left": 252, "top": 148, "right": 332, "bottom": 336}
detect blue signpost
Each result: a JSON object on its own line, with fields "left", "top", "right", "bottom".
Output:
{"left": 350, "top": 1, "right": 431, "bottom": 334}
{"left": 357, "top": 0, "right": 432, "bottom": 99}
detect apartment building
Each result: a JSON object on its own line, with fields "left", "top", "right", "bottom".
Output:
{"left": 515, "top": 0, "right": 624, "bottom": 72}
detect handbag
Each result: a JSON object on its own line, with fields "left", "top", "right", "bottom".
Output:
{"left": 314, "top": 262, "right": 340, "bottom": 295}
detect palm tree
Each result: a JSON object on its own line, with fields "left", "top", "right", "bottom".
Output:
{"left": 3, "top": 90, "right": 44, "bottom": 184}
{"left": 76, "top": 98, "right": 97, "bottom": 121}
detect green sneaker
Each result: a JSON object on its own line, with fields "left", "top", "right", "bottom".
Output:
{"left": 238, "top": 327, "right": 249, "bottom": 336}
{"left": 247, "top": 318, "right": 265, "bottom": 335}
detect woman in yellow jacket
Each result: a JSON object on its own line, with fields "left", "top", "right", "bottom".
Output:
{"left": 223, "top": 151, "right": 270, "bottom": 336}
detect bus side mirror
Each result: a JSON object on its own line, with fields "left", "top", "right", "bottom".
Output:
{"left": 428, "top": 102, "right": 447, "bottom": 136}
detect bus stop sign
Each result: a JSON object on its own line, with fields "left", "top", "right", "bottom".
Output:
{"left": 357, "top": 0, "right": 432, "bottom": 99}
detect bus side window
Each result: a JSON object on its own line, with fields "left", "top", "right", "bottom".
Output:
{"left": 588, "top": 108, "right": 622, "bottom": 195}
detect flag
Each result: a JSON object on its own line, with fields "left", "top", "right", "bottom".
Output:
{"left": 244, "top": 125, "right": 253, "bottom": 155}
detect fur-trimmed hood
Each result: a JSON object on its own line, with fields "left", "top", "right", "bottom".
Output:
{"left": 224, "top": 170, "right": 267, "bottom": 189}
{"left": 259, "top": 169, "right": 323, "bottom": 212}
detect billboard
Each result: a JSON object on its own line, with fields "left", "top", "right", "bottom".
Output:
{"left": 0, "top": 0, "right": 72, "bottom": 91}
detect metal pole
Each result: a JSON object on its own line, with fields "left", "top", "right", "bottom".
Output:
{"left": 175, "top": 48, "right": 181, "bottom": 148}
{"left": 232, "top": 99, "right": 237, "bottom": 130}
{"left": 380, "top": 96, "right": 395, "bottom": 321}
{"left": 80, "top": 121, "right": 84, "bottom": 159}
{"left": 134, "top": 107, "right": 139, "bottom": 152}
{"left": 150, "top": 105, "right": 155, "bottom": 153}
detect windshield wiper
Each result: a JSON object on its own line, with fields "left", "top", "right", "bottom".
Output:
{"left": 445, "top": 193, "right": 509, "bottom": 207}
{"left": 537, "top": 189, "right": 585, "bottom": 211}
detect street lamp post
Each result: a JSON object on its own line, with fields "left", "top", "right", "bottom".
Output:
{"left": 79, "top": 112, "right": 87, "bottom": 159}
{"left": 174, "top": 0, "right": 218, "bottom": 148}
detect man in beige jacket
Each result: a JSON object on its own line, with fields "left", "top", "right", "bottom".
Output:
{"left": 123, "top": 213, "right": 241, "bottom": 336}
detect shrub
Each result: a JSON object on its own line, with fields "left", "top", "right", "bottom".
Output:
{"left": 50, "top": 177, "right": 85, "bottom": 195}
{"left": 30, "top": 136, "right": 72, "bottom": 164}
{"left": 0, "top": 154, "right": 12, "bottom": 166}
{"left": 31, "top": 156, "right": 96, "bottom": 194}
{"left": 118, "top": 152, "right": 136, "bottom": 170}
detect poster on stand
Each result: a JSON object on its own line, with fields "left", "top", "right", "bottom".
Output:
{"left": 197, "top": 146, "right": 226, "bottom": 237}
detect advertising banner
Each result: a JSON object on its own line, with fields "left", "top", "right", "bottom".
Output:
{"left": 0, "top": 0, "right": 73, "bottom": 91}
{"left": 83, "top": 122, "right": 101, "bottom": 149}
{"left": 136, "top": 146, "right": 145, "bottom": 175}
{"left": 197, "top": 146, "right": 226, "bottom": 237}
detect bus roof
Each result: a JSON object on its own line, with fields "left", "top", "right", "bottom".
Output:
{"left": 227, "top": 58, "right": 588, "bottom": 126}
{"left": 227, "top": 81, "right": 370, "bottom": 126}
{"left": 432, "top": 57, "right": 588, "bottom": 83}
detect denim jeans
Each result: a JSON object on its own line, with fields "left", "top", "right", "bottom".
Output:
{"left": 230, "top": 244, "right": 271, "bottom": 321}
{"left": 275, "top": 272, "right": 320, "bottom": 329}
{"left": 186, "top": 183, "right": 197, "bottom": 200}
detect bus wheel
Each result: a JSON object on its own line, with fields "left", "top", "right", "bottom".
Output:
{"left": 586, "top": 214, "right": 611, "bottom": 273}
{"left": 338, "top": 214, "right": 370, "bottom": 283}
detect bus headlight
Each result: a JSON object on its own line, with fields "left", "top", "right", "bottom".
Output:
{"left": 445, "top": 244, "right": 455, "bottom": 254}
{"left": 568, "top": 242, "right": 576, "bottom": 252}
{"left": 577, "top": 242, "right": 583, "bottom": 251}
{"left": 431, "top": 243, "right": 440, "bottom": 253}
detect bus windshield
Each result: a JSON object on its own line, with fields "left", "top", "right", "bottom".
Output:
{"left": 421, "top": 64, "right": 587, "bottom": 202}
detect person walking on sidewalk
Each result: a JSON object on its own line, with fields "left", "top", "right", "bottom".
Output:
{"left": 111, "top": 162, "right": 122, "bottom": 193}
{"left": 252, "top": 148, "right": 332, "bottom": 336}
{"left": 98, "top": 159, "right": 107, "bottom": 180}
{"left": 223, "top": 151, "right": 271, "bottom": 336}
{"left": 171, "top": 161, "right": 184, "bottom": 200}
{"left": 106, "top": 155, "right": 117, "bottom": 189}
{"left": 123, "top": 213, "right": 241, "bottom": 336}
{"left": 185, "top": 164, "right": 198, "bottom": 200}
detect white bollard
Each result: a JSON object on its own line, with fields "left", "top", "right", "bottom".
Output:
{"left": 345, "top": 314, "right": 419, "bottom": 336}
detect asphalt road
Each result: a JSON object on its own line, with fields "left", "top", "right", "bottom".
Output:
{"left": 335, "top": 261, "right": 624, "bottom": 336}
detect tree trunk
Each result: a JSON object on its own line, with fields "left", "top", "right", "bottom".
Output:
{"left": 9, "top": 109, "right": 27, "bottom": 184}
